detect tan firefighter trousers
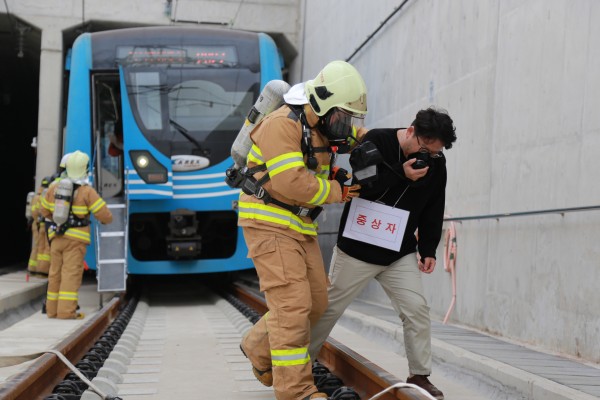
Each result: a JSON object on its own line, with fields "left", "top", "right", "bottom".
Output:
{"left": 46, "top": 235, "right": 86, "bottom": 319}
{"left": 241, "top": 226, "right": 328, "bottom": 400}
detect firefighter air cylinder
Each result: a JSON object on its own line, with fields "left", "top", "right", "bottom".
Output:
{"left": 231, "top": 79, "right": 291, "bottom": 169}
{"left": 25, "top": 192, "right": 35, "bottom": 220}
{"left": 53, "top": 178, "right": 74, "bottom": 229}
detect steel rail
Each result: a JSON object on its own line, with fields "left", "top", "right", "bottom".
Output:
{"left": 0, "top": 295, "right": 122, "bottom": 400}
{"left": 230, "top": 283, "right": 431, "bottom": 400}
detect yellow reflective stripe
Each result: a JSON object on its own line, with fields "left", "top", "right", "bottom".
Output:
{"left": 247, "top": 145, "right": 264, "bottom": 164}
{"left": 37, "top": 253, "right": 50, "bottom": 262}
{"left": 71, "top": 205, "right": 88, "bottom": 215}
{"left": 307, "top": 178, "right": 330, "bottom": 205}
{"left": 28, "top": 259, "right": 38, "bottom": 267}
{"left": 266, "top": 152, "right": 305, "bottom": 178}
{"left": 271, "top": 347, "right": 310, "bottom": 366}
{"left": 64, "top": 229, "right": 90, "bottom": 242}
{"left": 316, "top": 165, "right": 330, "bottom": 180}
{"left": 47, "top": 292, "right": 58, "bottom": 301}
{"left": 238, "top": 201, "right": 317, "bottom": 235}
{"left": 58, "top": 291, "right": 78, "bottom": 301}
{"left": 89, "top": 198, "right": 106, "bottom": 213}
{"left": 347, "top": 125, "right": 358, "bottom": 146}
{"left": 48, "top": 230, "right": 56, "bottom": 241}
{"left": 41, "top": 197, "right": 54, "bottom": 212}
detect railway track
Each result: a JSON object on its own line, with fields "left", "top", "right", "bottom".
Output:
{"left": 229, "top": 283, "right": 433, "bottom": 400}
{"left": 0, "top": 280, "right": 432, "bottom": 400}
{"left": 0, "top": 295, "right": 125, "bottom": 400}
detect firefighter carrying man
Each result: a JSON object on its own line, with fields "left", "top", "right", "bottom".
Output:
{"left": 41, "top": 150, "right": 112, "bottom": 319}
{"left": 238, "top": 60, "right": 368, "bottom": 400}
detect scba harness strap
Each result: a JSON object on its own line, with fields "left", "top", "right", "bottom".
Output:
{"left": 51, "top": 216, "right": 91, "bottom": 236}
{"left": 49, "top": 184, "right": 91, "bottom": 236}
{"left": 237, "top": 164, "right": 323, "bottom": 220}
{"left": 225, "top": 105, "right": 329, "bottom": 221}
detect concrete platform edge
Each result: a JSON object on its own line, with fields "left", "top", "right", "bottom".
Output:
{"left": 0, "top": 280, "right": 47, "bottom": 315}
{"left": 338, "top": 308, "right": 598, "bottom": 400}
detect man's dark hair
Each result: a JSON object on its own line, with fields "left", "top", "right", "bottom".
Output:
{"left": 411, "top": 107, "right": 457, "bottom": 149}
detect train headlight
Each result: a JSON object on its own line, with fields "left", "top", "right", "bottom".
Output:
{"left": 129, "top": 150, "right": 168, "bottom": 184}
{"left": 136, "top": 155, "right": 149, "bottom": 168}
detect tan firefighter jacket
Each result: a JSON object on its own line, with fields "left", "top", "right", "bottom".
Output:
{"left": 238, "top": 103, "right": 362, "bottom": 240}
{"left": 41, "top": 183, "right": 113, "bottom": 244}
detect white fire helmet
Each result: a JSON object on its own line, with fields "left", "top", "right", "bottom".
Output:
{"left": 59, "top": 152, "right": 73, "bottom": 169}
{"left": 65, "top": 150, "right": 89, "bottom": 180}
{"left": 304, "top": 60, "right": 367, "bottom": 118}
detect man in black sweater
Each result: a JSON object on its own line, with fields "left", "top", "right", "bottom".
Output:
{"left": 309, "top": 107, "right": 456, "bottom": 400}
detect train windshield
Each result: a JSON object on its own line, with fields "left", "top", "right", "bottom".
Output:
{"left": 122, "top": 65, "right": 259, "bottom": 165}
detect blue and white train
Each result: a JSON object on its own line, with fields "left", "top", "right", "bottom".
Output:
{"left": 63, "top": 26, "right": 283, "bottom": 277}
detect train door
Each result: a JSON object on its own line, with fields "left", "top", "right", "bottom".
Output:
{"left": 92, "top": 74, "right": 124, "bottom": 199}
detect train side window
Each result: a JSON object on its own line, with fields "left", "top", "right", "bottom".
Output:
{"left": 93, "top": 74, "right": 123, "bottom": 199}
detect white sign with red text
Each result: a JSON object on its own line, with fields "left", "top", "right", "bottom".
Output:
{"left": 342, "top": 197, "right": 409, "bottom": 251}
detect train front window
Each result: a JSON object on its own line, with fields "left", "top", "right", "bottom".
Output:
{"left": 124, "top": 66, "right": 259, "bottom": 166}
{"left": 130, "top": 71, "right": 164, "bottom": 130}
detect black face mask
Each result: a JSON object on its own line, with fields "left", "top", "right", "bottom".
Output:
{"left": 318, "top": 108, "right": 357, "bottom": 144}
{"left": 407, "top": 151, "right": 431, "bottom": 170}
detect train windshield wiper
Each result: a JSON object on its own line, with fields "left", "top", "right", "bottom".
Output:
{"left": 168, "top": 119, "right": 209, "bottom": 157}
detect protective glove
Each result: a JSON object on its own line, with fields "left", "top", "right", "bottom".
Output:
{"left": 341, "top": 184, "right": 361, "bottom": 202}
{"left": 331, "top": 167, "right": 359, "bottom": 202}
{"left": 331, "top": 166, "right": 351, "bottom": 186}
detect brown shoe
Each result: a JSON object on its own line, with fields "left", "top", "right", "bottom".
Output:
{"left": 240, "top": 344, "right": 273, "bottom": 387}
{"left": 406, "top": 375, "right": 444, "bottom": 399}
{"left": 251, "top": 366, "right": 273, "bottom": 387}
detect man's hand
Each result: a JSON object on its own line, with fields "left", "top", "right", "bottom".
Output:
{"left": 403, "top": 159, "right": 429, "bottom": 181}
{"left": 418, "top": 257, "right": 436, "bottom": 274}
{"left": 341, "top": 184, "right": 361, "bottom": 202}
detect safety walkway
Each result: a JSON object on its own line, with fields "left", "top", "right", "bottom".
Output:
{"left": 337, "top": 300, "right": 600, "bottom": 400}
{"left": 0, "top": 269, "right": 115, "bottom": 388}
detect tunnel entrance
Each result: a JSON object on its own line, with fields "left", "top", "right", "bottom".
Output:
{"left": 0, "top": 14, "right": 40, "bottom": 268}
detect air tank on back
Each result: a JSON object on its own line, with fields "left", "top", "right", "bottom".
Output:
{"left": 231, "top": 79, "right": 291, "bottom": 168}
{"left": 53, "top": 178, "right": 74, "bottom": 229}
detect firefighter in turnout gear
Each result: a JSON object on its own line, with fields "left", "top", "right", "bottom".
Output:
{"left": 27, "top": 176, "right": 52, "bottom": 276}
{"left": 37, "top": 174, "right": 58, "bottom": 276}
{"left": 37, "top": 153, "right": 72, "bottom": 276}
{"left": 41, "top": 150, "right": 112, "bottom": 319}
{"left": 26, "top": 184, "right": 41, "bottom": 275}
{"left": 238, "top": 60, "right": 368, "bottom": 400}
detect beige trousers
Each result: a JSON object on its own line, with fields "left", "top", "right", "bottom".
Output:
{"left": 309, "top": 246, "right": 432, "bottom": 376}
